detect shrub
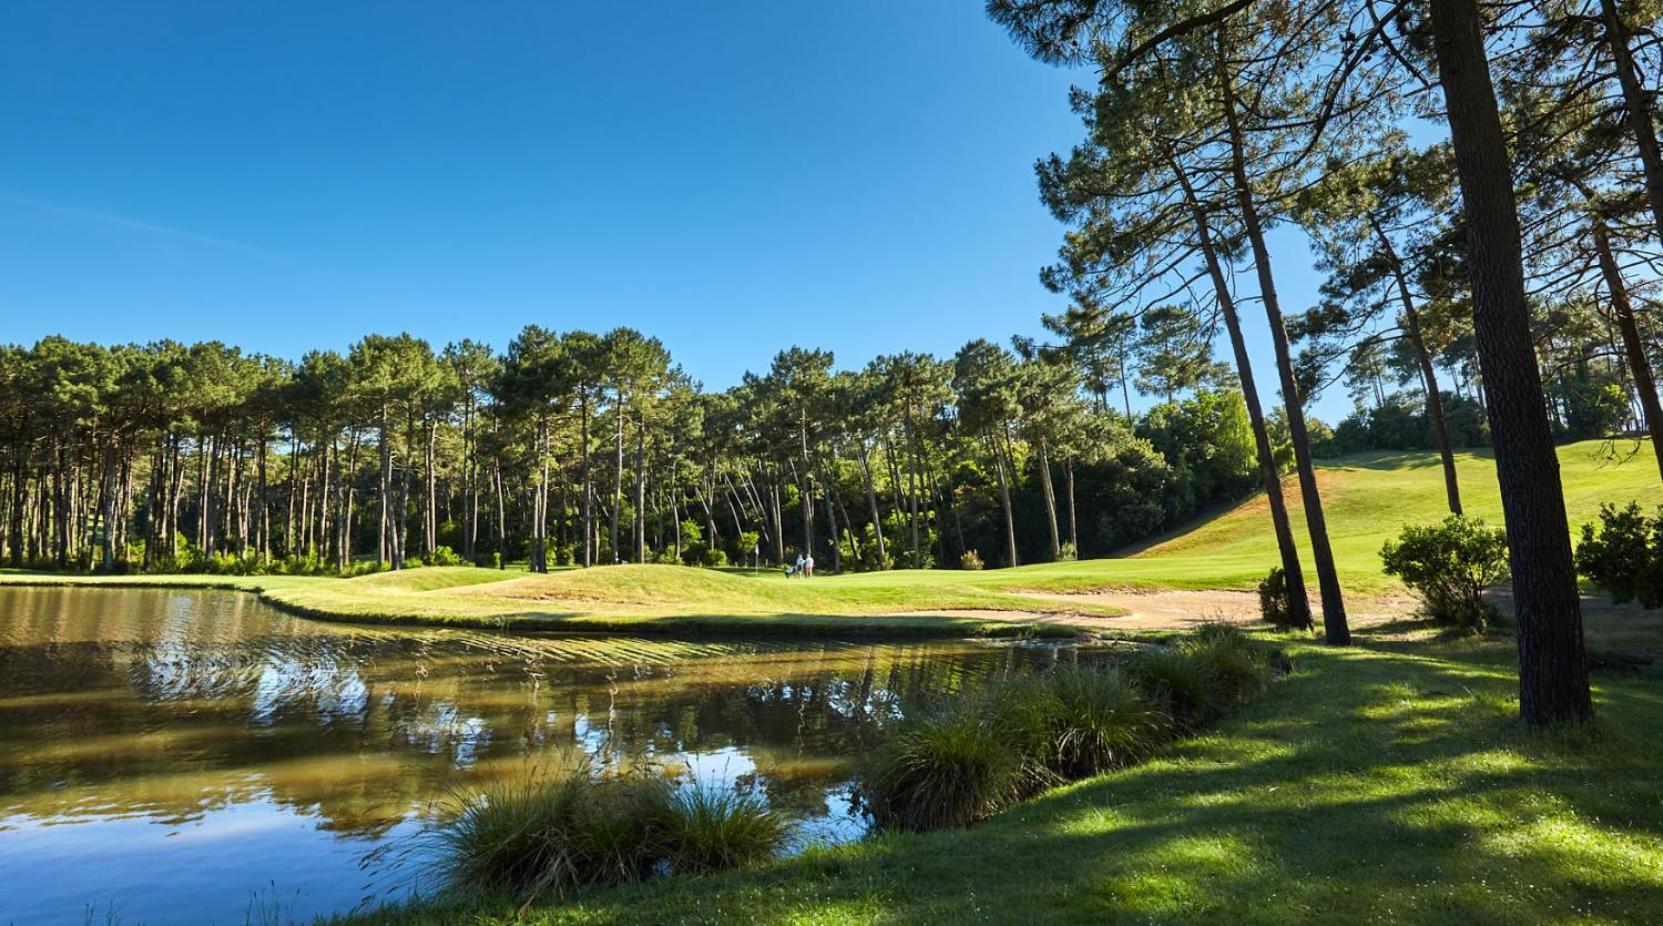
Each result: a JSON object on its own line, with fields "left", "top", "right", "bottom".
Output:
{"left": 637, "top": 782, "right": 792, "bottom": 875}
{"left": 701, "top": 547, "right": 728, "bottom": 568}
{"left": 959, "top": 549, "right": 984, "bottom": 571}
{"left": 1577, "top": 502, "right": 1663, "bottom": 608}
{"left": 862, "top": 707, "right": 1026, "bottom": 831}
{"left": 1057, "top": 541, "right": 1078, "bottom": 562}
{"left": 1380, "top": 516, "right": 1509, "bottom": 631}
{"left": 1257, "top": 566, "right": 1295, "bottom": 629}
{"left": 423, "top": 545, "right": 467, "bottom": 567}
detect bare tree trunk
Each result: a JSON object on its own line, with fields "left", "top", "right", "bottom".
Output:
{"left": 1593, "top": 220, "right": 1663, "bottom": 484}
{"left": 1219, "top": 48, "right": 1347, "bottom": 642}
{"left": 1037, "top": 439, "right": 1061, "bottom": 561}
{"left": 1431, "top": 0, "right": 1591, "bottom": 725}
{"left": 1374, "top": 215, "right": 1463, "bottom": 514}
{"left": 1598, "top": 0, "right": 1663, "bottom": 250}
{"left": 1171, "top": 150, "right": 1313, "bottom": 630}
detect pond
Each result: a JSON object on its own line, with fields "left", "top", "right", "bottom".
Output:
{"left": 0, "top": 586, "right": 1101, "bottom": 925}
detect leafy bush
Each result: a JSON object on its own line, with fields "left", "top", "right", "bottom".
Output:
{"left": 1380, "top": 516, "right": 1509, "bottom": 631}
{"left": 959, "top": 549, "right": 985, "bottom": 571}
{"left": 1577, "top": 502, "right": 1663, "bottom": 609}
{"left": 422, "top": 545, "right": 467, "bottom": 567}
{"left": 701, "top": 547, "right": 728, "bottom": 568}
{"left": 1057, "top": 541, "right": 1078, "bottom": 562}
{"left": 1257, "top": 566, "right": 1295, "bottom": 629}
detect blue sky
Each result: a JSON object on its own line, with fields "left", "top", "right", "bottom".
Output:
{"left": 0, "top": 0, "right": 1350, "bottom": 420}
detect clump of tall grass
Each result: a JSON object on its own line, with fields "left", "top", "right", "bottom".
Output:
{"left": 1128, "top": 623, "right": 1267, "bottom": 729}
{"left": 435, "top": 761, "right": 792, "bottom": 903}
{"left": 863, "top": 707, "right": 1032, "bottom": 832}
{"left": 637, "top": 781, "right": 794, "bottom": 874}
{"left": 1015, "top": 665, "right": 1167, "bottom": 779}
{"left": 864, "top": 625, "right": 1276, "bottom": 833}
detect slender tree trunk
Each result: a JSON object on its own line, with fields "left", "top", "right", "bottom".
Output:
{"left": 989, "top": 433, "right": 1018, "bottom": 568}
{"left": 612, "top": 394, "right": 624, "bottom": 563}
{"left": 1431, "top": 0, "right": 1591, "bottom": 725}
{"left": 859, "top": 443, "right": 887, "bottom": 566}
{"left": 1593, "top": 220, "right": 1663, "bottom": 483}
{"left": 1598, "top": 0, "right": 1663, "bottom": 250}
{"left": 1065, "top": 457, "right": 1078, "bottom": 553}
{"left": 1171, "top": 150, "right": 1313, "bottom": 630}
{"left": 1037, "top": 439, "right": 1061, "bottom": 561}
{"left": 580, "top": 391, "right": 593, "bottom": 567}
{"left": 1374, "top": 216, "right": 1463, "bottom": 514}
{"left": 1218, "top": 49, "right": 1345, "bottom": 642}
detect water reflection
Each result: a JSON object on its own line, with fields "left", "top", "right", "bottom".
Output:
{"left": 0, "top": 586, "right": 1093, "bottom": 925}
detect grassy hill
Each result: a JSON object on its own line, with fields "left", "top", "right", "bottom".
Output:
{"left": 4, "top": 439, "right": 1658, "bottom": 633}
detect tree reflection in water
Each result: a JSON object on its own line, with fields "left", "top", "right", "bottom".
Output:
{"left": 0, "top": 586, "right": 1102, "bottom": 925}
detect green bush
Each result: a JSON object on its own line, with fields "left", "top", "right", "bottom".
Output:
{"left": 959, "top": 549, "right": 984, "bottom": 571}
{"left": 1057, "top": 541, "right": 1078, "bottom": 562}
{"left": 1257, "top": 566, "right": 1295, "bottom": 629}
{"left": 423, "top": 545, "right": 467, "bottom": 567}
{"left": 1577, "top": 502, "right": 1663, "bottom": 609}
{"left": 1380, "top": 516, "right": 1509, "bottom": 631}
{"left": 1128, "top": 624, "right": 1265, "bottom": 730}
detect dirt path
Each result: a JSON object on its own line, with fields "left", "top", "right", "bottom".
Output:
{"left": 922, "top": 588, "right": 1416, "bottom": 631}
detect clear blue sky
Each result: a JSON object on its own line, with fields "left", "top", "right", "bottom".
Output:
{"left": 0, "top": 0, "right": 1350, "bottom": 420}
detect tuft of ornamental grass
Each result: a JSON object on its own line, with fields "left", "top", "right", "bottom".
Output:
{"left": 1128, "top": 623, "right": 1266, "bottom": 729}
{"left": 436, "top": 770, "right": 600, "bottom": 901}
{"left": 1019, "top": 666, "right": 1168, "bottom": 779}
{"left": 637, "top": 781, "right": 795, "bottom": 875}
{"left": 862, "top": 706, "right": 1029, "bottom": 832}
{"left": 435, "top": 763, "right": 792, "bottom": 903}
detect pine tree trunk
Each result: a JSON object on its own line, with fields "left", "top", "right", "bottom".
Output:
{"left": 1374, "top": 216, "right": 1463, "bottom": 514}
{"left": 1037, "top": 439, "right": 1061, "bottom": 561}
{"left": 1171, "top": 150, "right": 1313, "bottom": 630}
{"left": 1218, "top": 48, "right": 1346, "bottom": 642}
{"left": 1598, "top": 0, "right": 1663, "bottom": 250}
{"left": 991, "top": 432, "right": 1018, "bottom": 568}
{"left": 859, "top": 443, "right": 887, "bottom": 566}
{"left": 1593, "top": 220, "right": 1663, "bottom": 484}
{"left": 1431, "top": 0, "right": 1592, "bottom": 726}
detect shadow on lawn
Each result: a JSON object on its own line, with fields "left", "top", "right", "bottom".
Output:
{"left": 540, "top": 634, "right": 1663, "bottom": 925}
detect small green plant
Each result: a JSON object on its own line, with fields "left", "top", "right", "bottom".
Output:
{"left": 1257, "top": 566, "right": 1295, "bottom": 629}
{"left": 1380, "top": 515, "right": 1509, "bottom": 631}
{"left": 1057, "top": 541, "right": 1078, "bottom": 562}
{"left": 959, "top": 549, "right": 984, "bottom": 571}
{"left": 701, "top": 547, "right": 728, "bottom": 568}
{"left": 1577, "top": 502, "right": 1663, "bottom": 609}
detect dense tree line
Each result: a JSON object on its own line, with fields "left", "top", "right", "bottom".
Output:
{"left": 0, "top": 330, "right": 1281, "bottom": 580}
{"left": 988, "top": 0, "right": 1663, "bottom": 724}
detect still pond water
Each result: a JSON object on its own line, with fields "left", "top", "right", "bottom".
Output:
{"left": 0, "top": 587, "right": 1098, "bottom": 925}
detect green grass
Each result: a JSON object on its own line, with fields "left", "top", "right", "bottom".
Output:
{"left": 3, "top": 439, "right": 1657, "bottom": 635}
{"left": 335, "top": 622, "right": 1663, "bottom": 925}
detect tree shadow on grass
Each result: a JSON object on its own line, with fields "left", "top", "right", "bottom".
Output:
{"left": 536, "top": 638, "right": 1663, "bottom": 925}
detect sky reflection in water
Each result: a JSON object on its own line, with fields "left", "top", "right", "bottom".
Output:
{"left": 0, "top": 586, "right": 1097, "bottom": 925}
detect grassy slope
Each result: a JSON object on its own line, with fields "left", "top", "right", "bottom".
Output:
{"left": 2, "top": 439, "right": 1656, "bottom": 633}
{"left": 338, "top": 621, "right": 1663, "bottom": 926}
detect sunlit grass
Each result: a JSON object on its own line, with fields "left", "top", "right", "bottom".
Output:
{"left": 333, "top": 626, "right": 1663, "bottom": 925}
